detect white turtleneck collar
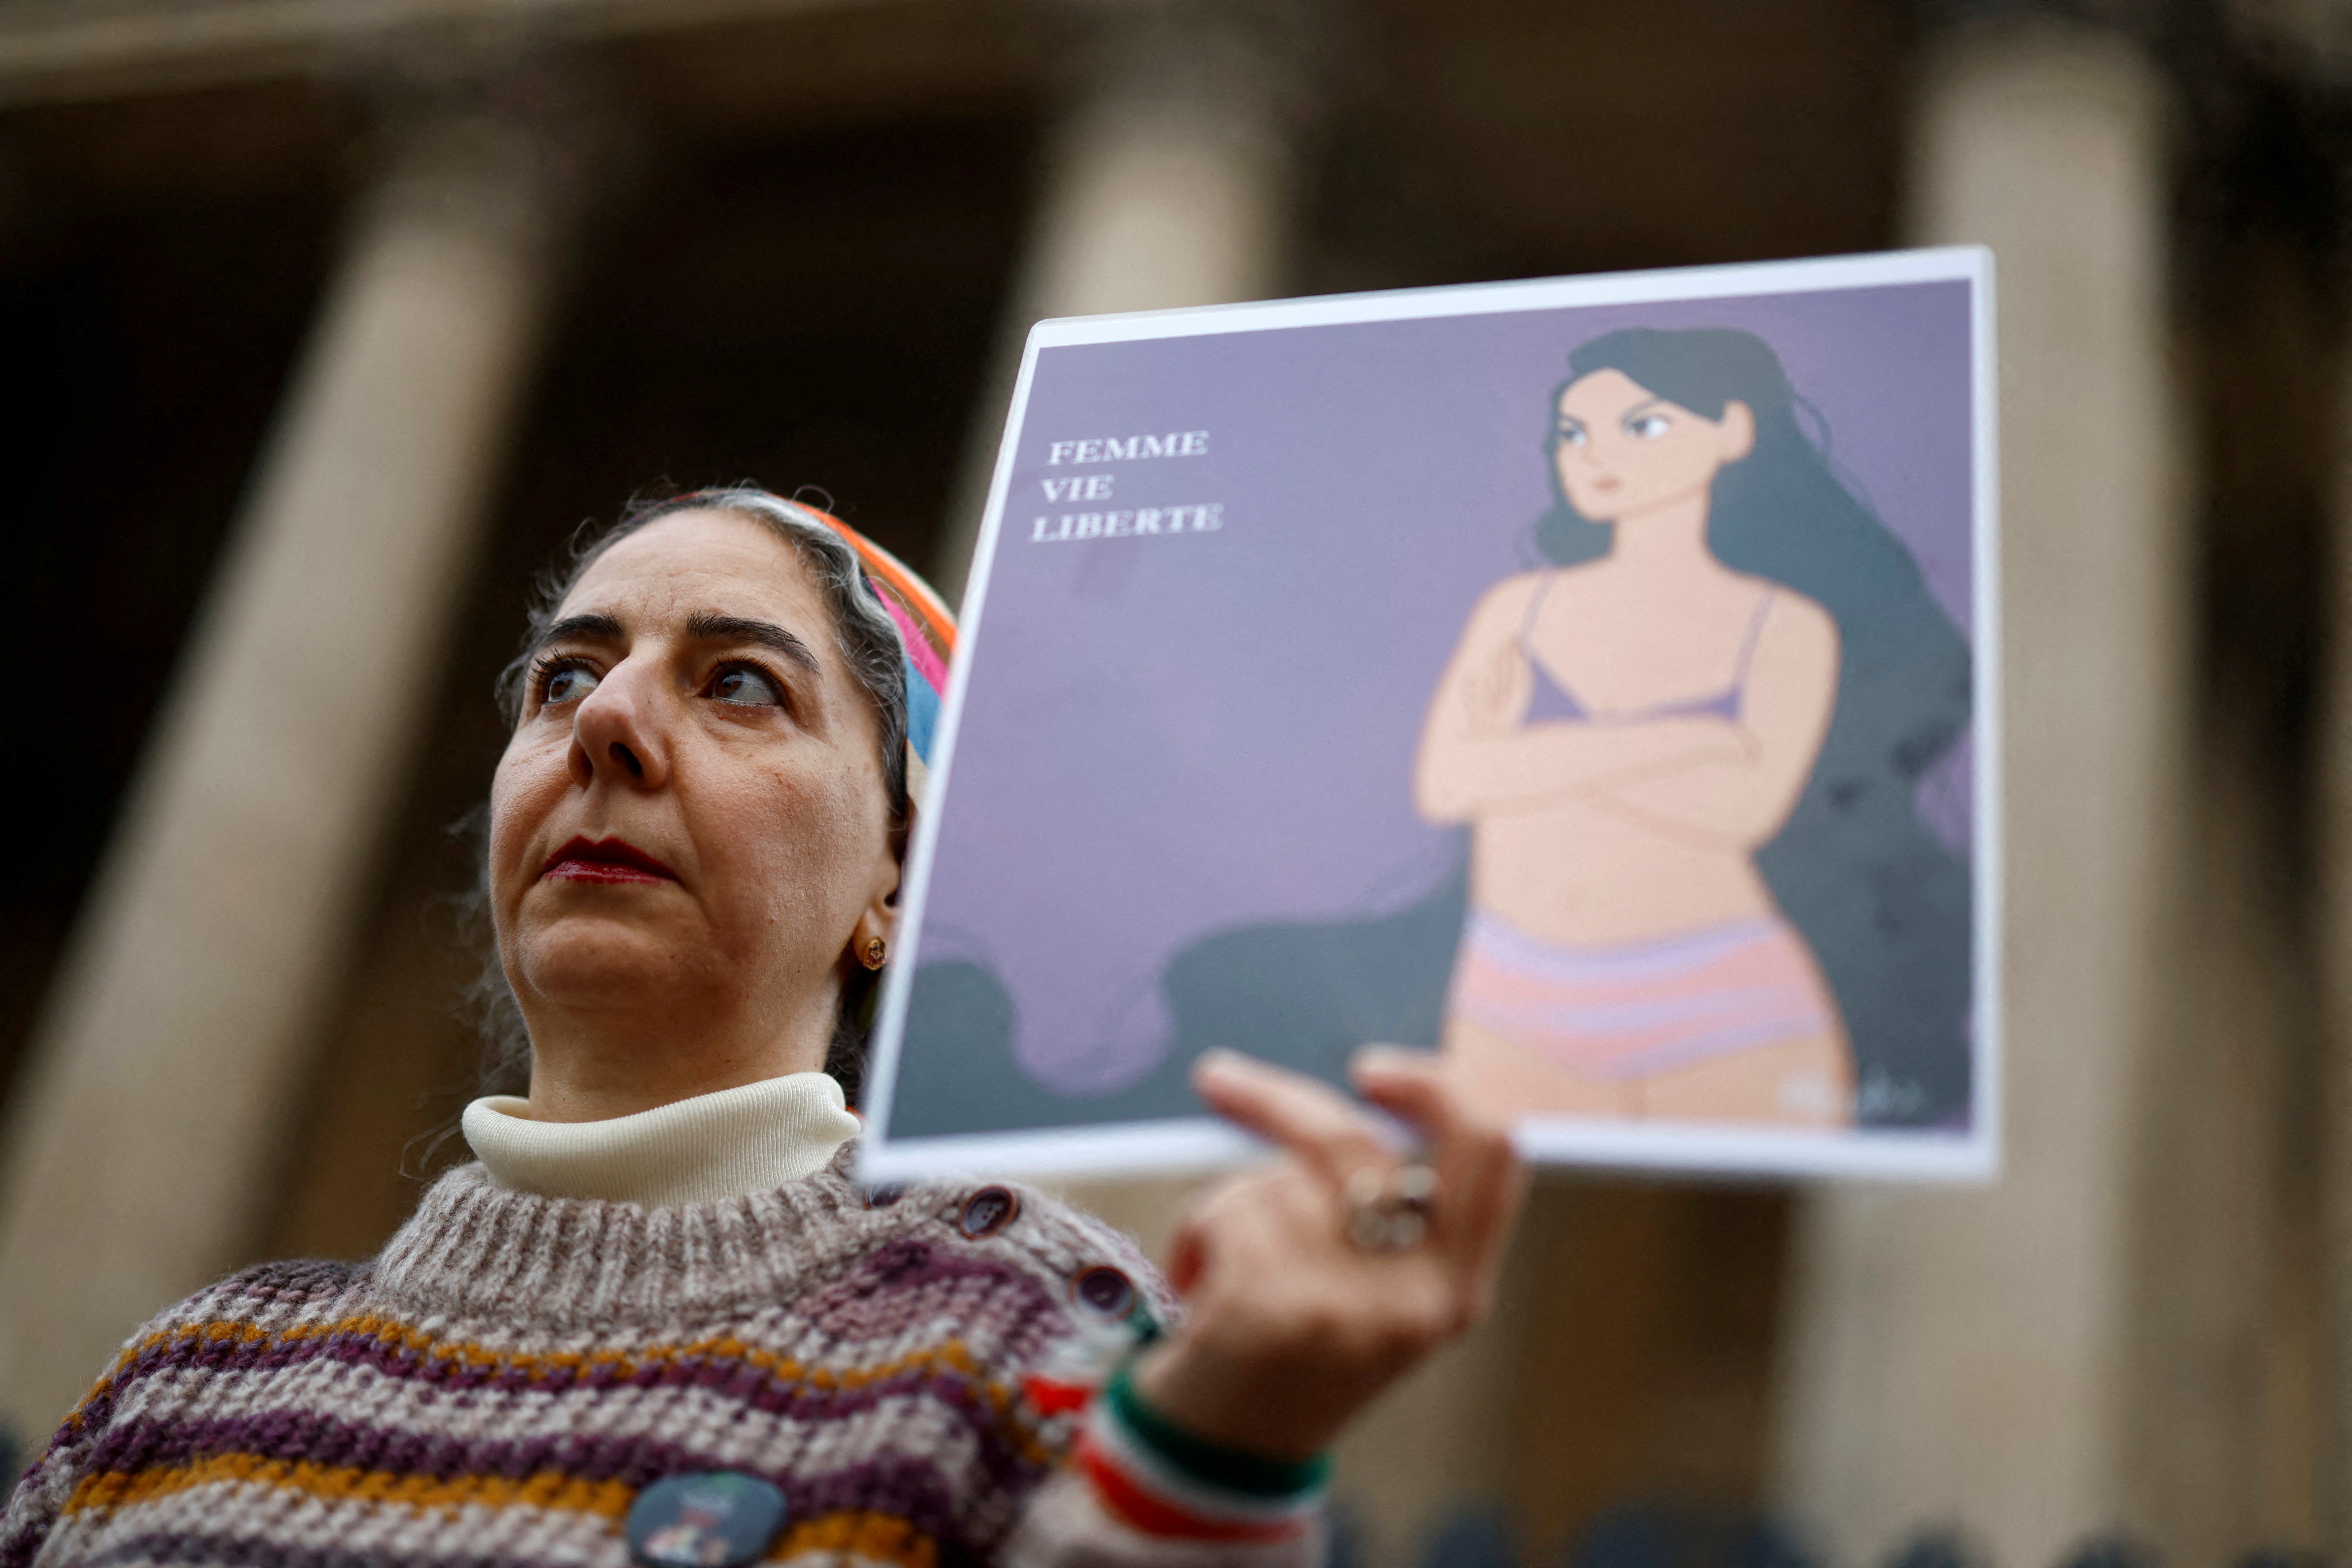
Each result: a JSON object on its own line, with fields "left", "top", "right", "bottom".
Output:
{"left": 461, "top": 1073, "right": 861, "bottom": 1207}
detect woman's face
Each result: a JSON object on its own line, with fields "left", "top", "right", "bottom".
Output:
{"left": 488, "top": 509, "right": 898, "bottom": 1053}
{"left": 1552, "top": 369, "right": 1754, "bottom": 523}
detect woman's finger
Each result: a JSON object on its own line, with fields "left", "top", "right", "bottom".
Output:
{"left": 1164, "top": 1163, "right": 1352, "bottom": 1316}
{"left": 1192, "top": 1049, "right": 1400, "bottom": 1186}
{"left": 1350, "top": 1046, "right": 1526, "bottom": 1276}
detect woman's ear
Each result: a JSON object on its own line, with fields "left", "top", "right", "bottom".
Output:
{"left": 1720, "top": 399, "right": 1757, "bottom": 463}
{"left": 865, "top": 829, "right": 902, "bottom": 930}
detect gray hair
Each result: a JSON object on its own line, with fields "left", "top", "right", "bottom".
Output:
{"left": 469, "top": 486, "right": 912, "bottom": 1105}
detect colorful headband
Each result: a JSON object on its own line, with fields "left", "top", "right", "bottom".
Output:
{"left": 798, "top": 507, "right": 957, "bottom": 805}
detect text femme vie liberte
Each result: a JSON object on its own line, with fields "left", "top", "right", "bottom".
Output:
{"left": 1031, "top": 430, "right": 1222, "bottom": 544}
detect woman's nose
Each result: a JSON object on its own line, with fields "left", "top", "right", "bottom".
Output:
{"left": 569, "top": 664, "right": 671, "bottom": 790}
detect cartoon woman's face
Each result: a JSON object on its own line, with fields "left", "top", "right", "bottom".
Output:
{"left": 1552, "top": 369, "right": 1755, "bottom": 523}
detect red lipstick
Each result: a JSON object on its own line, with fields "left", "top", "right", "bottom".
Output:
{"left": 541, "top": 836, "right": 678, "bottom": 885}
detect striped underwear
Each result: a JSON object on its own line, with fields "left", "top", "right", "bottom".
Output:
{"left": 1448, "top": 909, "right": 1840, "bottom": 1081}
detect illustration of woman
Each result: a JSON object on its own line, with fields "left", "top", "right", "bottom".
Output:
{"left": 1416, "top": 327, "right": 1971, "bottom": 1127}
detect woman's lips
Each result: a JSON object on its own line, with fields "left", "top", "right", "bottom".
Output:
{"left": 541, "top": 836, "right": 679, "bottom": 885}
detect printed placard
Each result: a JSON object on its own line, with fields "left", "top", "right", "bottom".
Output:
{"left": 864, "top": 248, "right": 1997, "bottom": 1183}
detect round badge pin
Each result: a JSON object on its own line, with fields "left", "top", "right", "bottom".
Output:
{"left": 626, "top": 1472, "right": 789, "bottom": 1568}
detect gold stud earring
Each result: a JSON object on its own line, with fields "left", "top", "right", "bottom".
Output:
{"left": 861, "top": 936, "right": 888, "bottom": 971}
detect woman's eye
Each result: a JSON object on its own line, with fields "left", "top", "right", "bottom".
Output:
{"left": 542, "top": 664, "right": 599, "bottom": 704}
{"left": 1627, "top": 413, "right": 1672, "bottom": 439}
{"left": 713, "top": 666, "right": 784, "bottom": 707}
{"left": 1556, "top": 424, "right": 1588, "bottom": 447}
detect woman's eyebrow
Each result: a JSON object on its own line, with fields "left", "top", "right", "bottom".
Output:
{"left": 686, "top": 611, "right": 821, "bottom": 673}
{"left": 536, "top": 612, "right": 625, "bottom": 651}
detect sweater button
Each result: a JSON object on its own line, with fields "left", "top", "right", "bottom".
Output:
{"left": 958, "top": 1185, "right": 1019, "bottom": 1239}
{"left": 626, "top": 1472, "right": 788, "bottom": 1568}
{"left": 1070, "top": 1265, "right": 1138, "bottom": 1321}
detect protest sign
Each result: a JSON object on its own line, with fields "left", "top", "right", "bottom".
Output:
{"left": 864, "top": 248, "right": 1996, "bottom": 1182}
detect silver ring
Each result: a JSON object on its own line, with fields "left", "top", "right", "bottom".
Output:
{"left": 1343, "top": 1161, "right": 1439, "bottom": 1253}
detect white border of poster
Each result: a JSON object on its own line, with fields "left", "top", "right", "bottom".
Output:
{"left": 861, "top": 245, "right": 2000, "bottom": 1186}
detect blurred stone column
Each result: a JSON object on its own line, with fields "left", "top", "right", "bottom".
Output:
{"left": 929, "top": 1, "right": 1300, "bottom": 603}
{"left": 1775, "top": 16, "right": 2188, "bottom": 1567}
{"left": 967, "top": 5, "right": 1525, "bottom": 1561}
{"left": 0, "top": 100, "right": 569, "bottom": 1434}
{"left": 2317, "top": 287, "right": 2352, "bottom": 1563}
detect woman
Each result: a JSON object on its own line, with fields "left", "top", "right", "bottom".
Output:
{"left": 1, "top": 488, "right": 1526, "bottom": 1568}
{"left": 1417, "top": 328, "right": 1971, "bottom": 1129}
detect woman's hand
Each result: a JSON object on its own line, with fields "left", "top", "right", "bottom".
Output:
{"left": 1130, "top": 1047, "right": 1529, "bottom": 1462}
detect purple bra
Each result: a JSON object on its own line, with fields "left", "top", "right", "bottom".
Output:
{"left": 1520, "top": 573, "right": 1776, "bottom": 726}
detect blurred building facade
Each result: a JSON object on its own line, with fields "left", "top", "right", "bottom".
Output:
{"left": 0, "top": 1, "right": 2343, "bottom": 1565}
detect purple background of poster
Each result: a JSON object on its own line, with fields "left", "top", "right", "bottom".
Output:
{"left": 909, "top": 280, "right": 1973, "bottom": 1097}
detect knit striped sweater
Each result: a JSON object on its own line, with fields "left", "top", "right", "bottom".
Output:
{"left": 0, "top": 1147, "right": 1318, "bottom": 1568}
